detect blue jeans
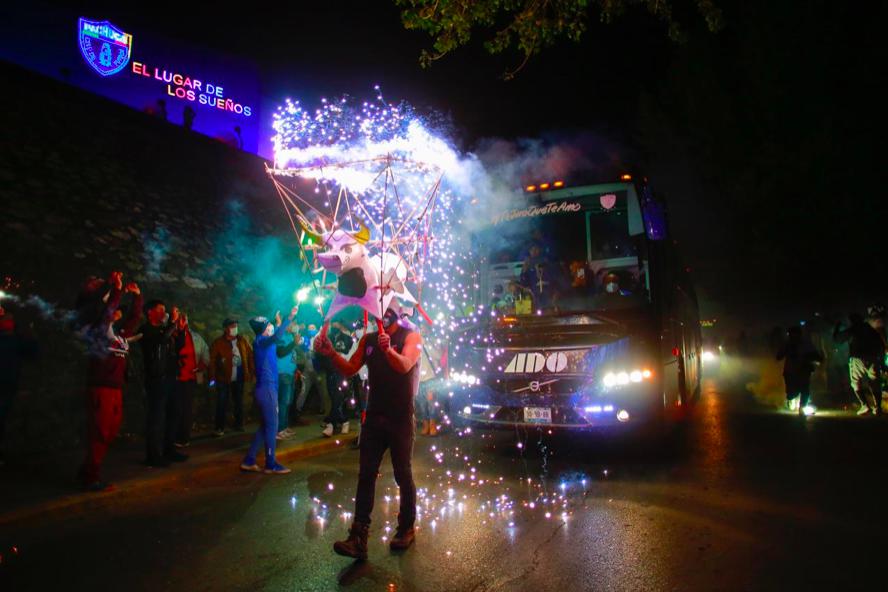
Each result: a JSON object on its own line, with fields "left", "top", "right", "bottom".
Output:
{"left": 416, "top": 379, "right": 444, "bottom": 420}
{"left": 278, "top": 373, "right": 294, "bottom": 430}
{"left": 324, "top": 372, "right": 348, "bottom": 426}
{"left": 244, "top": 386, "right": 279, "bottom": 467}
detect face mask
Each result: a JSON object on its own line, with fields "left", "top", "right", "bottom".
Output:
{"left": 605, "top": 282, "right": 619, "bottom": 294}
{"left": 382, "top": 309, "right": 399, "bottom": 328}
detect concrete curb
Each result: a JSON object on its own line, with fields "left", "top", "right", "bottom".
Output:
{"left": 0, "top": 432, "right": 358, "bottom": 527}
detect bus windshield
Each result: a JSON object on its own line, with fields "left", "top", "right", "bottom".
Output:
{"left": 475, "top": 190, "right": 649, "bottom": 316}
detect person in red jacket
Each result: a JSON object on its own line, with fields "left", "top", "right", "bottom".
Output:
{"left": 78, "top": 271, "right": 142, "bottom": 492}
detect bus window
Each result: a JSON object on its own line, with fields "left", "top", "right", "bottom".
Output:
{"left": 476, "top": 191, "right": 649, "bottom": 315}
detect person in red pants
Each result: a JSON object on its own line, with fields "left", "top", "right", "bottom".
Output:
{"left": 78, "top": 272, "right": 142, "bottom": 492}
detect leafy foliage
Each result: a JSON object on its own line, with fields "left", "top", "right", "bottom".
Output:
{"left": 396, "top": 0, "right": 724, "bottom": 77}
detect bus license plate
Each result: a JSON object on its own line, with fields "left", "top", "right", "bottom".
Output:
{"left": 524, "top": 407, "right": 552, "bottom": 424}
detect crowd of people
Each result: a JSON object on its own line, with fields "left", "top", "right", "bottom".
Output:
{"left": 0, "top": 270, "right": 452, "bottom": 494}
{"left": 767, "top": 304, "right": 886, "bottom": 417}
{"left": 1, "top": 270, "right": 440, "bottom": 556}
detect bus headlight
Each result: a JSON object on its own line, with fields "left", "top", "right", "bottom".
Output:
{"left": 451, "top": 372, "right": 479, "bottom": 385}
{"left": 603, "top": 369, "right": 653, "bottom": 389}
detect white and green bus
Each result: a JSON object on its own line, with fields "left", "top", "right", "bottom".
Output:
{"left": 449, "top": 176, "right": 701, "bottom": 431}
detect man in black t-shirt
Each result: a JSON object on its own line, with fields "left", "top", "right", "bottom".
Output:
{"left": 315, "top": 303, "right": 422, "bottom": 559}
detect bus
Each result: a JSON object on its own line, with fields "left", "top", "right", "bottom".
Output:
{"left": 448, "top": 176, "right": 701, "bottom": 431}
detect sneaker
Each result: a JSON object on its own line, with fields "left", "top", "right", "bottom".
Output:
{"left": 857, "top": 405, "right": 873, "bottom": 416}
{"left": 213, "top": 429, "right": 225, "bottom": 438}
{"left": 282, "top": 427, "right": 297, "bottom": 436}
{"left": 264, "top": 462, "right": 291, "bottom": 475}
{"left": 389, "top": 526, "right": 415, "bottom": 550}
{"left": 276, "top": 431, "right": 288, "bottom": 441}
{"left": 240, "top": 462, "right": 262, "bottom": 473}
{"left": 164, "top": 451, "right": 189, "bottom": 463}
{"left": 174, "top": 441, "right": 190, "bottom": 448}
{"left": 341, "top": 422, "right": 350, "bottom": 435}
{"left": 322, "top": 423, "right": 334, "bottom": 437}
{"left": 83, "top": 480, "right": 115, "bottom": 493}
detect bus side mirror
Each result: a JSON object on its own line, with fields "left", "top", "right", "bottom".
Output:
{"left": 640, "top": 185, "right": 667, "bottom": 241}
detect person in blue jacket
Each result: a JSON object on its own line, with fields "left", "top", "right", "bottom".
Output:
{"left": 241, "top": 306, "right": 298, "bottom": 475}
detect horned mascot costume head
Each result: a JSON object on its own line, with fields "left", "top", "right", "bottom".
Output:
{"left": 300, "top": 219, "right": 417, "bottom": 322}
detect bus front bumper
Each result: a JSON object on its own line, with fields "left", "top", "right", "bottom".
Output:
{"left": 453, "top": 387, "right": 662, "bottom": 430}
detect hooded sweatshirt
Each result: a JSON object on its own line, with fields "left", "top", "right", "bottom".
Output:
{"left": 253, "top": 318, "right": 292, "bottom": 392}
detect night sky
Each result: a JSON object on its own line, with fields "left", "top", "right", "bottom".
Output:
{"left": 56, "top": 1, "right": 884, "bottom": 326}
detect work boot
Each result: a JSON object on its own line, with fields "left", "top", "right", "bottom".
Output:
{"left": 389, "top": 526, "right": 415, "bottom": 551}
{"left": 333, "top": 522, "right": 369, "bottom": 560}
{"left": 420, "top": 420, "right": 430, "bottom": 435}
{"left": 428, "top": 419, "right": 438, "bottom": 436}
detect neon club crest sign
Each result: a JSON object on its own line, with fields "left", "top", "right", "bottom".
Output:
{"left": 78, "top": 18, "right": 132, "bottom": 76}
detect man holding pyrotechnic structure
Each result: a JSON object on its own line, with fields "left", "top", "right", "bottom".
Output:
{"left": 267, "top": 89, "right": 464, "bottom": 556}
{"left": 315, "top": 301, "right": 422, "bottom": 558}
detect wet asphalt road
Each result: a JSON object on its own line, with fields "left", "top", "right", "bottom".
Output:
{"left": 2, "top": 379, "right": 887, "bottom": 592}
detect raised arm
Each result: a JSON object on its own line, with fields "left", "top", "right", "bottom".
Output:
{"left": 100, "top": 286, "right": 123, "bottom": 330}
{"left": 276, "top": 335, "right": 297, "bottom": 358}
{"left": 257, "top": 307, "right": 297, "bottom": 347}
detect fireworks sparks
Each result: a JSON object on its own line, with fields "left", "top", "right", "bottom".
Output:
{"left": 267, "top": 91, "right": 610, "bottom": 552}
{"left": 270, "top": 89, "right": 474, "bottom": 333}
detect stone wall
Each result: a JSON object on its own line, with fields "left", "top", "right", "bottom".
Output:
{"left": 0, "top": 62, "right": 315, "bottom": 454}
